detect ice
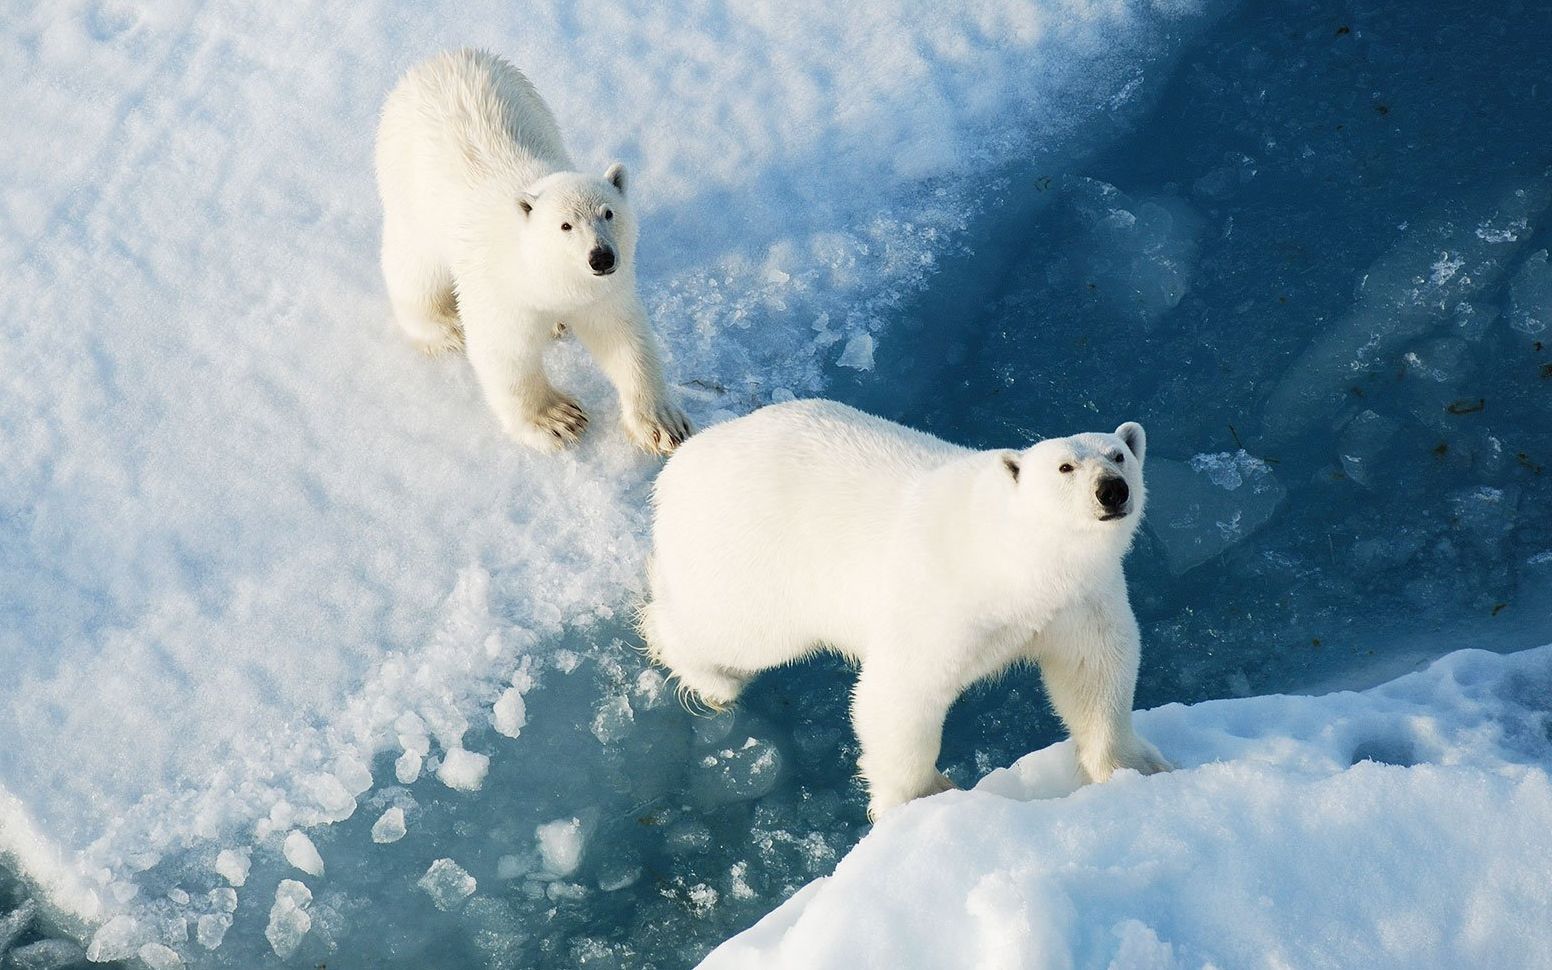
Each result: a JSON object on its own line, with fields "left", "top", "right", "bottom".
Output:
{"left": 371, "top": 808, "right": 407, "bottom": 845}
{"left": 83, "top": 914, "right": 141, "bottom": 962}
{"left": 264, "top": 881, "right": 312, "bottom": 959}
{"left": 1508, "top": 249, "right": 1552, "bottom": 336}
{"left": 492, "top": 688, "right": 528, "bottom": 739}
{"left": 212, "top": 849, "right": 249, "bottom": 888}
{"left": 1144, "top": 452, "right": 1286, "bottom": 575}
{"left": 417, "top": 860, "right": 476, "bottom": 913}
{"left": 1338, "top": 410, "right": 1400, "bottom": 486}
{"left": 194, "top": 913, "right": 230, "bottom": 951}
{"left": 137, "top": 941, "right": 183, "bottom": 969}
{"left": 0, "top": 899, "right": 35, "bottom": 953}
{"left": 694, "top": 737, "right": 786, "bottom": 807}
{"left": 707, "top": 646, "right": 1552, "bottom": 968}
{"left": 281, "top": 831, "right": 324, "bottom": 877}
{"left": 436, "top": 748, "right": 491, "bottom": 793}
{"left": 3, "top": 940, "right": 87, "bottom": 970}
{"left": 535, "top": 819, "right": 585, "bottom": 878}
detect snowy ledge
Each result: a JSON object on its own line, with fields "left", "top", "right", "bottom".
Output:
{"left": 703, "top": 645, "right": 1552, "bottom": 969}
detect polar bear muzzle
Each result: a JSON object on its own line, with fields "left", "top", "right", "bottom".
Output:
{"left": 589, "top": 245, "right": 617, "bottom": 275}
{"left": 1096, "top": 476, "right": 1130, "bottom": 519}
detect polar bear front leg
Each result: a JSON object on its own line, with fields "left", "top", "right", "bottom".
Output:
{"left": 460, "top": 302, "right": 588, "bottom": 450}
{"left": 851, "top": 661, "right": 959, "bottom": 820}
{"left": 571, "top": 297, "right": 692, "bottom": 455}
{"left": 1034, "top": 599, "right": 1171, "bottom": 784}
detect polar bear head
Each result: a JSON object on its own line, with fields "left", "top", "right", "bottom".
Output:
{"left": 1000, "top": 422, "right": 1147, "bottom": 540}
{"left": 516, "top": 163, "right": 637, "bottom": 303}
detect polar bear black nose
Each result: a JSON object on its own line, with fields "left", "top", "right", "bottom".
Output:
{"left": 1096, "top": 477, "right": 1129, "bottom": 511}
{"left": 589, "top": 246, "right": 616, "bottom": 275}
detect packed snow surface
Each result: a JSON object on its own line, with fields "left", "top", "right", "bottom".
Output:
{"left": 705, "top": 645, "right": 1552, "bottom": 970}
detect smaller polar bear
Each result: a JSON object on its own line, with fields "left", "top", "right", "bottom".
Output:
{"left": 642, "top": 400, "right": 1171, "bottom": 818}
{"left": 375, "top": 49, "right": 691, "bottom": 453}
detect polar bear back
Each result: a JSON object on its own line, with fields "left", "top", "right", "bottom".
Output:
{"left": 376, "top": 49, "right": 572, "bottom": 234}
{"left": 650, "top": 400, "right": 967, "bottom": 659}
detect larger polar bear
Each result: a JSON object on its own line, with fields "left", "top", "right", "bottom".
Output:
{"left": 642, "top": 400, "right": 1171, "bottom": 818}
{"left": 376, "top": 49, "right": 691, "bottom": 453}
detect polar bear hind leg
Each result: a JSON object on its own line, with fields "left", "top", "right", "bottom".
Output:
{"left": 382, "top": 217, "right": 463, "bottom": 355}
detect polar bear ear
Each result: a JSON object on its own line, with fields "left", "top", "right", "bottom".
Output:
{"left": 1116, "top": 422, "right": 1146, "bottom": 464}
{"left": 517, "top": 194, "right": 536, "bottom": 217}
{"left": 605, "top": 162, "right": 628, "bottom": 195}
{"left": 1001, "top": 453, "right": 1021, "bottom": 483}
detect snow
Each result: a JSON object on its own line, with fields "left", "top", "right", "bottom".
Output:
{"left": 704, "top": 645, "right": 1552, "bottom": 969}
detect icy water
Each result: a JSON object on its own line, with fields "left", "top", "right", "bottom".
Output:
{"left": 6, "top": 0, "right": 1552, "bottom": 966}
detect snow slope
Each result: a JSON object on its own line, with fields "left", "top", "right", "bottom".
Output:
{"left": 0, "top": 0, "right": 1224, "bottom": 956}
{"left": 704, "top": 645, "right": 1552, "bottom": 970}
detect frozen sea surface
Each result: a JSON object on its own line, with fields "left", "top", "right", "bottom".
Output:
{"left": 2, "top": 0, "right": 1550, "bottom": 966}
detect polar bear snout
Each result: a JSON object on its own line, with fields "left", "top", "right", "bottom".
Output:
{"left": 1095, "top": 476, "right": 1130, "bottom": 519}
{"left": 588, "top": 245, "right": 617, "bottom": 276}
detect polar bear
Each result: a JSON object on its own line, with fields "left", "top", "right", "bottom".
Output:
{"left": 375, "top": 49, "right": 691, "bottom": 453}
{"left": 641, "top": 400, "right": 1171, "bottom": 818}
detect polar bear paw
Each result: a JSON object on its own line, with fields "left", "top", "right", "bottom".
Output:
{"left": 625, "top": 399, "right": 694, "bottom": 455}
{"left": 866, "top": 771, "right": 960, "bottom": 821}
{"left": 514, "top": 395, "right": 589, "bottom": 451}
{"left": 1080, "top": 736, "right": 1173, "bottom": 783}
{"left": 414, "top": 326, "right": 465, "bottom": 357}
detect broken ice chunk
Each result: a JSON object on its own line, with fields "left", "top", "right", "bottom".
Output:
{"left": 214, "top": 847, "right": 250, "bottom": 887}
{"left": 282, "top": 830, "right": 324, "bottom": 876}
{"left": 5, "top": 939, "right": 87, "bottom": 970}
{"left": 195, "top": 912, "right": 232, "bottom": 950}
{"left": 138, "top": 941, "right": 184, "bottom": 969}
{"left": 837, "top": 333, "right": 875, "bottom": 370}
{"left": 591, "top": 695, "right": 635, "bottom": 744}
{"left": 536, "top": 818, "right": 585, "bottom": 877}
{"left": 372, "top": 806, "right": 407, "bottom": 844}
{"left": 85, "top": 914, "right": 143, "bottom": 962}
{"left": 693, "top": 737, "right": 784, "bottom": 805}
{"left": 395, "top": 749, "right": 423, "bottom": 784}
{"left": 1145, "top": 452, "right": 1287, "bottom": 575}
{"left": 265, "top": 881, "right": 312, "bottom": 958}
{"left": 418, "top": 859, "right": 477, "bottom": 912}
{"left": 1509, "top": 249, "right": 1552, "bottom": 336}
{"left": 0, "top": 897, "right": 38, "bottom": 952}
{"left": 436, "top": 747, "right": 490, "bottom": 792}
{"left": 1338, "top": 410, "right": 1399, "bottom": 486}
{"left": 492, "top": 687, "right": 527, "bottom": 738}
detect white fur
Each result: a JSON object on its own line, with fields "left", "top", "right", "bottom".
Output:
{"left": 375, "top": 49, "right": 691, "bottom": 453}
{"left": 642, "top": 400, "right": 1170, "bottom": 818}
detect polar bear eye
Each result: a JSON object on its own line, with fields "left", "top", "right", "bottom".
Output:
{"left": 604, "top": 209, "right": 614, "bottom": 220}
{"left": 1113, "top": 452, "right": 1125, "bottom": 464}
{"left": 1059, "top": 462, "right": 1075, "bottom": 474}
{"left": 561, "top": 222, "right": 572, "bottom": 231}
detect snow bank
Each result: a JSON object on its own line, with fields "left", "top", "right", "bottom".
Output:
{"left": 703, "top": 645, "right": 1552, "bottom": 969}
{"left": 0, "top": 0, "right": 1222, "bottom": 951}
